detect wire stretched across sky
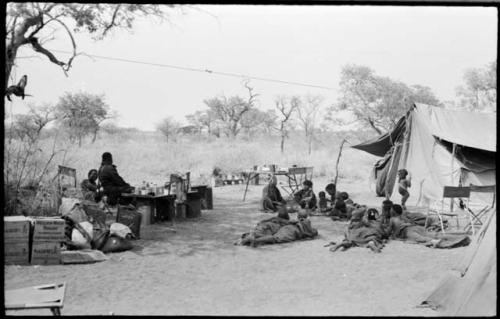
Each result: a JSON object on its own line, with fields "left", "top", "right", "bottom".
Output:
{"left": 48, "top": 49, "right": 337, "bottom": 91}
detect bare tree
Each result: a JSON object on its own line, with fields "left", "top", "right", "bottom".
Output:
{"left": 274, "top": 95, "right": 297, "bottom": 154}
{"left": 203, "top": 81, "right": 258, "bottom": 137}
{"left": 456, "top": 61, "right": 497, "bottom": 112}
{"left": 157, "top": 116, "right": 181, "bottom": 143}
{"left": 55, "top": 92, "right": 112, "bottom": 146}
{"left": 4, "top": 104, "right": 67, "bottom": 215}
{"left": 5, "top": 3, "right": 178, "bottom": 91}
{"left": 296, "top": 94, "right": 324, "bottom": 155}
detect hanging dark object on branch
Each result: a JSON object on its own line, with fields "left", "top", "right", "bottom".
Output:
{"left": 5, "top": 75, "right": 31, "bottom": 101}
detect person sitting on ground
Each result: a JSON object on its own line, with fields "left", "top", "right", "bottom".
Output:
{"left": 98, "top": 152, "right": 134, "bottom": 206}
{"left": 81, "top": 169, "right": 103, "bottom": 202}
{"left": 318, "top": 191, "right": 333, "bottom": 214}
{"left": 246, "top": 210, "right": 319, "bottom": 247}
{"left": 339, "top": 192, "right": 353, "bottom": 205}
{"left": 325, "top": 183, "right": 338, "bottom": 205}
{"left": 294, "top": 180, "right": 317, "bottom": 210}
{"left": 261, "top": 175, "right": 286, "bottom": 212}
{"left": 386, "top": 204, "right": 470, "bottom": 248}
{"left": 398, "top": 169, "right": 411, "bottom": 209}
{"left": 329, "top": 207, "right": 387, "bottom": 253}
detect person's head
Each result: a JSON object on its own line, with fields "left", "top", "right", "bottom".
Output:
{"left": 88, "top": 169, "right": 98, "bottom": 182}
{"left": 277, "top": 206, "right": 290, "bottom": 220}
{"left": 391, "top": 204, "right": 403, "bottom": 217}
{"left": 367, "top": 208, "right": 379, "bottom": 221}
{"left": 318, "top": 191, "right": 326, "bottom": 199}
{"left": 340, "top": 192, "right": 349, "bottom": 201}
{"left": 297, "top": 210, "right": 309, "bottom": 221}
{"left": 269, "top": 175, "right": 277, "bottom": 186}
{"left": 398, "top": 169, "right": 408, "bottom": 180}
{"left": 303, "top": 180, "right": 313, "bottom": 190}
{"left": 325, "top": 183, "right": 336, "bottom": 195}
{"left": 102, "top": 152, "right": 113, "bottom": 165}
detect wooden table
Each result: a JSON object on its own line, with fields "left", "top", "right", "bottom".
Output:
{"left": 121, "top": 193, "right": 176, "bottom": 223}
{"left": 5, "top": 282, "right": 66, "bottom": 316}
{"left": 242, "top": 167, "right": 314, "bottom": 201}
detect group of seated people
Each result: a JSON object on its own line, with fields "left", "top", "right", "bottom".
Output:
{"left": 261, "top": 176, "right": 356, "bottom": 220}
{"left": 253, "top": 174, "right": 470, "bottom": 251}
{"left": 80, "top": 152, "right": 134, "bottom": 206}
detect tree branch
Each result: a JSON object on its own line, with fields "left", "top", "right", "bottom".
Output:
{"left": 102, "top": 4, "right": 122, "bottom": 37}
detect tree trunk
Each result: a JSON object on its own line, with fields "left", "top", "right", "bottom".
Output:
{"left": 5, "top": 45, "right": 19, "bottom": 90}
{"left": 280, "top": 133, "right": 285, "bottom": 154}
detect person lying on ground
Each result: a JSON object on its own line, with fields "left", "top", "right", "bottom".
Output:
{"left": 386, "top": 204, "right": 470, "bottom": 248}
{"left": 261, "top": 175, "right": 286, "bottom": 212}
{"left": 398, "top": 169, "right": 411, "bottom": 210}
{"left": 294, "top": 180, "right": 317, "bottom": 210}
{"left": 81, "top": 169, "right": 103, "bottom": 202}
{"left": 241, "top": 211, "right": 319, "bottom": 247}
{"left": 235, "top": 207, "right": 292, "bottom": 245}
{"left": 329, "top": 207, "right": 387, "bottom": 253}
{"left": 98, "top": 152, "right": 134, "bottom": 206}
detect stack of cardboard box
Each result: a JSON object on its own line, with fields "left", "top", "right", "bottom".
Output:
{"left": 4, "top": 216, "right": 31, "bottom": 265}
{"left": 31, "top": 217, "right": 66, "bottom": 265}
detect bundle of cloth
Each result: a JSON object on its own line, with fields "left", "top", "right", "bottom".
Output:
{"left": 327, "top": 206, "right": 388, "bottom": 253}
{"left": 235, "top": 208, "right": 318, "bottom": 247}
{"left": 327, "top": 201, "right": 471, "bottom": 253}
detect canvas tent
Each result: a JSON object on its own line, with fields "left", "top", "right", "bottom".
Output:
{"left": 352, "top": 103, "right": 496, "bottom": 206}
{"left": 419, "top": 211, "right": 496, "bottom": 316}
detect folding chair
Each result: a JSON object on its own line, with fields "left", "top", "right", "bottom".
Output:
{"left": 4, "top": 282, "right": 66, "bottom": 316}
{"left": 464, "top": 184, "right": 496, "bottom": 235}
{"left": 427, "top": 186, "right": 471, "bottom": 234}
{"left": 57, "top": 165, "right": 77, "bottom": 192}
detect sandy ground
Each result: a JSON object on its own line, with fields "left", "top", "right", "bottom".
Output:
{"left": 4, "top": 177, "right": 467, "bottom": 316}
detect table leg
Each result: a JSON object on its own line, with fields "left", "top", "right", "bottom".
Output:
{"left": 243, "top": 173, "right": 255, "bottom": 201}
{"left": 50, "top": 307, "right": 61, "bottom": 316}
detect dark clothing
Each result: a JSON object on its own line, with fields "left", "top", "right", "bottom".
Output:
{"left": 98, "top": 163, "right": 132, "bottom": 206}
{"left": 261, "top": 184, "right": 285, "bottom": 212}
{"left": 263, "top": 219, "right": 318, "bottom": 244}
{"left": 294, "top": 188, "right": 317, "bottom": 209}
{"left": 81, "top": 179, "right": 100, "bottom": 202}
{"left": 388, "top": 216, "right": 470, "bottom": 248}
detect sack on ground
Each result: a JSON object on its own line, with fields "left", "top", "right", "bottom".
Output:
{"left": 100, "top": 235, "right": 133, "bottom": 253}
{"left": 59, "top": 197, "right": 82, "bottom": 216}
{"left": 110, "top": 223, "right": 134, "bottom": 239}
{"left": 71, "top": 221, "right": 93, "bottom": 249}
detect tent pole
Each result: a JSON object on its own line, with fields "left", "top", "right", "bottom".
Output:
{"left": 450, "top": 143, "right": 456, "bottom": 212}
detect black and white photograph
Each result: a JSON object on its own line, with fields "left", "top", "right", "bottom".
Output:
{"left": 3, "top": 2, "right": 497, "bottom": 316}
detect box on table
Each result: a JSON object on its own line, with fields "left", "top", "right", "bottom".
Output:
{"left": 31, "top": 242, "right": 61, "bottom": 265}
{"left": 4, "top": 216, "right": 32, "bottom": 243}
{"left": 4, "top": 242, "right": 30, "bottom": 265}
{"left": 32, "top": 217, "right": 66, "bottom": 242}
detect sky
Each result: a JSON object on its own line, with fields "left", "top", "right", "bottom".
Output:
{"left": 7, "top": 5, "right": 498, "bottom": 131}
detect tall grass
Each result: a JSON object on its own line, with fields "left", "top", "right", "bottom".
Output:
{"left": 41, "top": 130, "right": 377, "bottom": 186}
{"left": 4, "top": 128, "right": 379, "bottom": 215}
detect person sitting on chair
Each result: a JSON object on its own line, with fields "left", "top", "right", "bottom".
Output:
{"left": 261, "top": 175, "right": 286, "bottom": 212}
{"left": 294, "top": 180, "right": 317, "bottom": 210}
{"left": 98, "top": 152, "right": 134, "bottom": 206}
{"left": 81, "top": 169, "right": 102, "bottom": 202}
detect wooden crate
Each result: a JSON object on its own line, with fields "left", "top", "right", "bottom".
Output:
{"left": 4, "top": 216, "right": 31, "bottom": 243}
{"left": 32, "top": 218, "right": 66, "bottom": 242}
{"left": 31, "top": 242, "right": 61, "bottom": 265}
{"left": 4, "top": 242, "right": 30, "bottom": 265}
